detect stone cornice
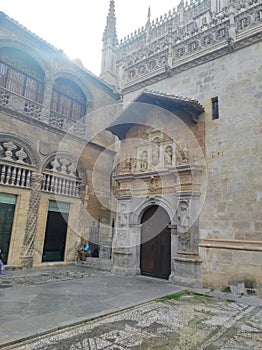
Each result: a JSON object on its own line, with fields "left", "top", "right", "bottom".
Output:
{"left": 199, "top": 239, "right": 262, "bottom": 252}
{"left": 113, "top": 164, "right": 205, "bottom": 181}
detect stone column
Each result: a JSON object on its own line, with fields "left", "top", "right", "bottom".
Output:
{"left": 20, "top": 173, "right": 44, "bottom": 268}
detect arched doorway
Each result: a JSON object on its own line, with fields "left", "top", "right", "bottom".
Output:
{"left": 140, "top": 205, "right": 171, "bottom": 279}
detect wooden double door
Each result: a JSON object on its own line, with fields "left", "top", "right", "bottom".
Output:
{"left": 140, "top": 206, "right": 171, "bottom": 279}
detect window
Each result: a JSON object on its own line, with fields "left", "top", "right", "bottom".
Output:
{"left": 212, "top": 96, "right": 219, "bottom": 120}
{"left": 0, "top": 48, "right": 44, "bottom": 103}
{"left": 51, "top": 78, "right": 87, "bottom": 121}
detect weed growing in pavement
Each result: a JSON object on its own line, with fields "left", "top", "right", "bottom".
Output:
{"left": 156, "top": 290, "right": 212, "bottom": 302}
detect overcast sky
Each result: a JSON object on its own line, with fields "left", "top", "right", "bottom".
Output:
{"left": 1, "top": 0, "right": 180, "bottom": 76}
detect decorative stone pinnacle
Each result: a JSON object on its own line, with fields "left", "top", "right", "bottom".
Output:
{"left": 147, "top": 6, "right": 151, "bottom": 22}
{"left": 103, "top": 0, "right": 117, "bottom": 41}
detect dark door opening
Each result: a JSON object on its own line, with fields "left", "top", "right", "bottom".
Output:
{"left": 140, "top": 205, "right": 171, "bottom": 279}
{"left": 0, "top": 193, "right": 16, "bottom": 264}
{"left": 42, "top": 201, "right": 69, "bottom": 262}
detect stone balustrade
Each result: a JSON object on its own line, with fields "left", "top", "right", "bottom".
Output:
{"left": 0, "top": 162, "right": 32, "bottom": 188}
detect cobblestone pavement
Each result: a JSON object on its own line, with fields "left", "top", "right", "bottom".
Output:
{"left": 2, "top": 292, "right": 262, "bottom": 350}
{"left": 0, "top": 268, "right": 94, "bottom": 288}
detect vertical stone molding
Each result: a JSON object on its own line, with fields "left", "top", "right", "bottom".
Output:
{"left": 77, "top": 183, "right": 86, "bottom": 240}
{"left": 21, "top": 173, "right": 44, "bottom": 266}
{"left": 168, "top": 224, "right": 177, "bottom": 282}
{"left": 41, "top": 74, "right": 55, "bottom": 122}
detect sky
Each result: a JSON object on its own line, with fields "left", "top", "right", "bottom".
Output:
{"left": 1, "top": 0, "right": 180, "bottom": 76}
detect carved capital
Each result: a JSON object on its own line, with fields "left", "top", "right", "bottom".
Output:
{"left": 31, "top": 173, "right": 44, "bottom": 189}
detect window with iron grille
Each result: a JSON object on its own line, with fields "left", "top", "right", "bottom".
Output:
{"left": 51, "top": 78, "right": 87, "bottom": 121}
{"left": 0, "top": 48, "right": 44, "bottom": 103}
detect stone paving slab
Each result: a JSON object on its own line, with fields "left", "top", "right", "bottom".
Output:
{"left": 0, "top": 266, "right": 184, "bottom": 347}
{"left": 2, "top": 293, "right": 262, "bottom": 350}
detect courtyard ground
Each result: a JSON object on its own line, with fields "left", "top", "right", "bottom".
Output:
{"left": 0, "top": 265, "right": 261, "bottom": 349}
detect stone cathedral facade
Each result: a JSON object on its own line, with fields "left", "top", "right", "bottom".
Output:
{"left": 0, "top": 0, "right": 261, "bottom": 295}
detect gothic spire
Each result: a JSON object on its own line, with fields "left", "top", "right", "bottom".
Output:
{"left": 100, "top": 0, "right": 118, "bottom": 85}
{"left": 146, "top": 6, "right": 151, "bottom": 43}
{"left": 102, "top": 0, "right": 117, "bottom": 44}
{"left": 147, "top": 6, "right": 151, "bottom": 24}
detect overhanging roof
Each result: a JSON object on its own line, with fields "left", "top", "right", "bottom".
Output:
{"left": 107, "top": 89, "right": 205, "bottom": 139}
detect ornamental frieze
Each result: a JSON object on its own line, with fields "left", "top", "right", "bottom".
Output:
{"left": 118, "top": 1, "right": 261, "bottom": 90}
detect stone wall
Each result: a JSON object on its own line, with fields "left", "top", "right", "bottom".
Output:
{"left": 122, "top": 41, "right": 262, "bottom": 290}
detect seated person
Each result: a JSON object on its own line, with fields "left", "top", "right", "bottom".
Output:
{"left": 77, "top": 240, "right": 91, "bottom": 261}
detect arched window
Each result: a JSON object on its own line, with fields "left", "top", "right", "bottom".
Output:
{"left": 51, "top": 78, "right": 87, "bottom": 121}
{"left": 0, "top": 48, "right": 44, "bottom": 103}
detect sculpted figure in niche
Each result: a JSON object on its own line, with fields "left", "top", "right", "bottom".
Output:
{"left": 152, "top": 138, "right": 160, "bottom": 166}
{"left": 140, "top": 150, "right": 148, "bottom": 172}
{"left": 177, "top": 200, "right": 191, "bottom": 251}
{"left": 178, "top": 201, "right": 190, "bottom": 232}
{"left": 176, "top": 143, "right": 189, "bottom": 166}
{"left": 164, "top": 146, "right": 173, "bottom": 167}
{"left": 120, "top": 156, "right": 131, "bottom": 173}
{"left": 119, "top": 203, "right": 128, "bottom": 227}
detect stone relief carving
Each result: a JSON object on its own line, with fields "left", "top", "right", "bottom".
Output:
{"left": 117, "top": 131, "right": 195, "bottom": 176}
{"left": 140, "top": 150, "right": 148, "bottom": 172}
{"left": 16, "top": 148, "right": 28, "bottom": 163}
{"left": 120, "top": 157, "right": 132, "bottom": 173}
{"left": 148, "top": 176, "right": 158, "bottom": 193}
{"left": 3, "top": 142, "right": 17, "bottom": 161}
{"left": 177, "top": 200, "right": 191, "bottom": 251}
{"left": 118, "top": 203, "right": 128, "bottom": 227}
{"left": 47, "top": 157, "right": 78, "bottom": 177}
{"left": 164, "top": 145, "right": 173, "bottom": 167}
{"left": 176, "top": 143, "right": 189, "bottom": 166}
{"left": 114, "top": 229, "right": 128, "bottom": 248}
{"left": 39, "top": 140, "right": 50, "bottom": 156}
{"left": 0, "top": 134, "right": 39, "bottom": 167}
{"left": 1, "top": 141, "right": 30, "bottom": 164}
{"left": 152, "top": 137, "right": 160, "bottom": 166}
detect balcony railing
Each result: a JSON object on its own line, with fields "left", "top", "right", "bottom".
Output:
{"left": 0, "top": 86, "right": 87, "bottom": 139}
{"left": 0, "top": 162, "right": 32, "bottom": 188}
{"left": 41, "top": 171, "right": 82, "bottom": 197}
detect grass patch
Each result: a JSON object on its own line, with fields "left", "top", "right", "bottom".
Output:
{"left": 157, "top": 290, "right": 211, "bottom": 302}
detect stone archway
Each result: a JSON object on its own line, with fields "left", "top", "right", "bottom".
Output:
{"left": 140, "top": 205, "right": 171, "bottom": 279}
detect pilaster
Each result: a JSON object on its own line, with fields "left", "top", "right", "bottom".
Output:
{"left": 20, "top": 172, "right": 44, "bottom": 268}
